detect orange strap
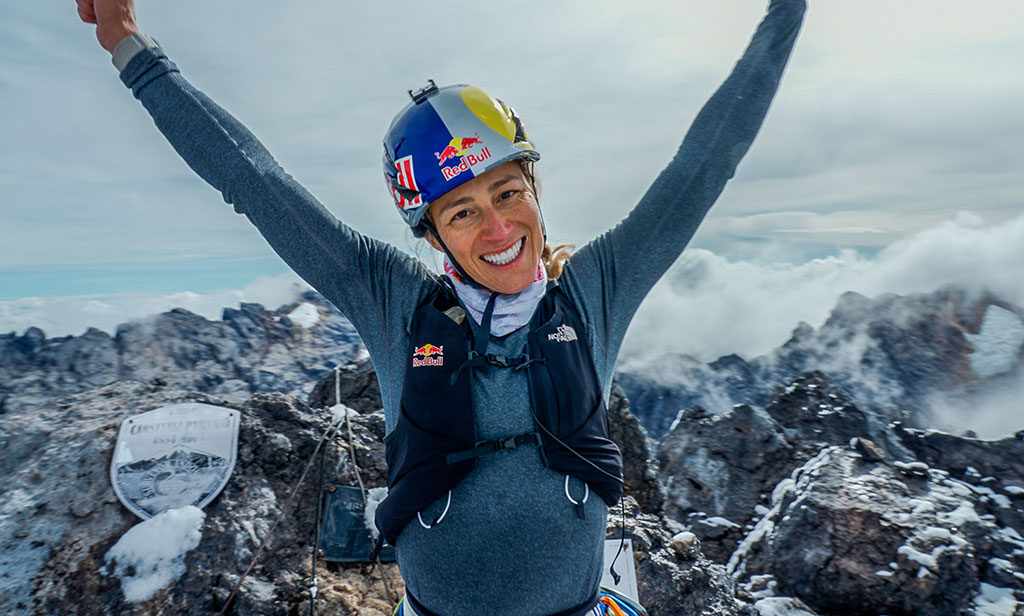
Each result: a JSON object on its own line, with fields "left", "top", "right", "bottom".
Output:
{"left": 599, "top": 596, "right": 628, "bottom": 616}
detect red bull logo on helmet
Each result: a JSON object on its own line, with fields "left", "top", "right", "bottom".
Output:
{"left": 435, "top": 134, "right": 484, "bottom": 166}
{"left": 412, "top": 343, "right": 444, "bottom": 367}
{"left": 440, "top": 146, "right": 492, "bottom": 182}
{"left": 435, "top": 133, "right": 492, "bottom": 182}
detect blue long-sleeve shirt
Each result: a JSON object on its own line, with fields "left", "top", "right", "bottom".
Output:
{"left": 118, "top": 2, "right": 804, "bottom": 613}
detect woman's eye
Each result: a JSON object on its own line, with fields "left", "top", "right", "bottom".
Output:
{"left": 451, "top": 210, "right": 470, "bottom": 222}
{"left": 499, "top": 189, "right": 518, "bottom": 200}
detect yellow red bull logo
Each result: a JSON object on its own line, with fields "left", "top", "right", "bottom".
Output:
{"left": 435, "top": 133, "right": 492, "bottom": 182}
{"left": 435, "top": 134, "right": 484, "bottom": 166}
{"left": 412, "top": 343, "right": 444, "bottom": 367}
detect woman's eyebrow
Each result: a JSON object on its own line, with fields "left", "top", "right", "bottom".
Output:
{"left": 488, "top": 175, "right": 518, "bottom": 192}
{"left": 437, "top": 175, "right": 520, "bottom": 214}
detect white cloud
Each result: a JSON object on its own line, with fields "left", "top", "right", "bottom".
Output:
{"left": 620, "top": 211, "right": 1024, "bottom": 364}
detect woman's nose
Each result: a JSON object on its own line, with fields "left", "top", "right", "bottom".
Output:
{"left": 479, "top": 207, "right": 513, "bottom": 239}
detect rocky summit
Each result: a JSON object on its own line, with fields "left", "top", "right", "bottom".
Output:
{"left": 1, "top": 286, "right": 1023, "bottom": 615}
{"left": 619, "top": 287, "right": 1024, "bottom": 439}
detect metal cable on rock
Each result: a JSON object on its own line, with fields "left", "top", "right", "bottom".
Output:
{"left": 218, "top": 402, "right": 345, "bottom": 616}
{"left": 339, "top": 366, "right": 367, "bottom": 504}
{"left": 336, "top": 366, "right": 398, "bottom": 606}
{"left": 309, "top": 411, "right": 334, "bottom": 616}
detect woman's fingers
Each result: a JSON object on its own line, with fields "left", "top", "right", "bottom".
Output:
{"left": 77, "top": 0, "right": 97, "bottom": 24}
{"left": 78, "top": 0, "right": 139, "bottom": 53}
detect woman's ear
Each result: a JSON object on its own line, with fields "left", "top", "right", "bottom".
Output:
{"left": 424, "top": 231, "right": 442, "bottom": 252}
{"left": 422, "top": 208, "right": 444, "bottom": 251}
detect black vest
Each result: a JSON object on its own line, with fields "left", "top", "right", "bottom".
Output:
{"left": 374, "top": 281, "right": 623, "bottom": 546}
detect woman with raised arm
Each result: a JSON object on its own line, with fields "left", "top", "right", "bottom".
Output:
{"left": 78, "top": 1, "right": 806, "bottom": 614}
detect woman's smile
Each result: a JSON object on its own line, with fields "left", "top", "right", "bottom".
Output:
{"left": 480, "top": 237, "right": 525, "bottom": 266}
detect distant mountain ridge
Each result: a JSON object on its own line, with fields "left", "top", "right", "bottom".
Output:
{"left": 619, "top": 286, "right": 1024, "bottom": 437}
{"left": 5, "top": 286, "right": 1022, "bottom": 441}
{"left": 0, "top": 291, "right": 361, "bottom": 415}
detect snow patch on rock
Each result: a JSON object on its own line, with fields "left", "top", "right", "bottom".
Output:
{"left": 753, "top": 597, "right": 818, "bottom": 616}
{"left": 971, "top": 582, "right": 1018, "bottom": 616}
{"left": 938, "top": 501, "right": 982, "bottom": 526}
{"left": 330, "top": 403, "right": 359, "bottom": 424}
{"left": 704, "top": 516, "right": 742, "bottom": 529}
{"left": 364, "top": 487, "right": 388, "bottom": 541}
{"left": 285, "top": 302, "right": 320, "bottom": 328}
{"left": 964, "top": 305, "right": 1024, "bottom": 379}
{"left": 103, "top": 506, "right": 205, "bottom": 602}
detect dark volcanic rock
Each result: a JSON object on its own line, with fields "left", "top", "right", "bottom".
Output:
{"left": 658, "top": 373, "right": 927, "bottom": 564}
{"left": 895, "top": 424, "right": 1024, "bottom": 547}
{"left": 764, "top": 372, "right": 870, "bottom": 452}
{"left": 659, "top": 368, "right": 892, "bottom": 560}
{"left": 1, "top": 377, "right": 398, "bottom": 616}
{"left": 608, "top": 381, "right": 665, "bottom": 514}
{"left": 308, "top": 355, "right": 382, "bottom": 414}
{"left": 657, "top": 402, "right": 793, "bottom": 537}
{"left": 608, "top": 497, "right": 754, "bottom": 616}
{"left": 729, "top": 445, "right": 1024, "bottom": 616}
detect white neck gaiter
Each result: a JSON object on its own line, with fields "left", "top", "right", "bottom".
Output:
{"left": 443, "top": 257, "right": 547, "bottom": 337}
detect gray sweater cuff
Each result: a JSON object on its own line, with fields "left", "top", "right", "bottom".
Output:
{"left": 111, "top": 32, "right": 158, "bottom": 72}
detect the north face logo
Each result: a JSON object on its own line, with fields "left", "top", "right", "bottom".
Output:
{"left": 547, "top": 325, "right": 578, "bottom": 343}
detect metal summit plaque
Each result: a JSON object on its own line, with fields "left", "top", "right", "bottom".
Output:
{"left": 110, "top": 403, "right": 240, "bottom": 520}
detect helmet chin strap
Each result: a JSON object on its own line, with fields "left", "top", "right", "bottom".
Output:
{"left": 522, "top": 161, "right": 548, "bottom": 245}
{"left": 423, "top": 220, "right": 488, "bottom": 290}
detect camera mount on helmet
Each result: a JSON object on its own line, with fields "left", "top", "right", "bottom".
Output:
{"left": 408, "top": 79, "right": 439, "bottom": 104}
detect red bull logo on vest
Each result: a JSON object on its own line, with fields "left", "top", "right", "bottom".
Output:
{"left": 412, "top": 343, "right": 444, "bottom": 367}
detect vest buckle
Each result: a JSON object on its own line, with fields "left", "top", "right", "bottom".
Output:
{"left": 486, "top": 354, "right": 510, "bottom": 368}
{"left": 445, "top": 432, "right": 541, "bottom": 465}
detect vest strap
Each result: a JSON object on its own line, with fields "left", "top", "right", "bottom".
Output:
{"left": 475, "top": 292, "right": 499, "bottom": 355}
{"left": 450, "top": 351, "right": 546, "bottom": 385}
{"left": 445, "top": 432, "right": 542, "bottom": 465}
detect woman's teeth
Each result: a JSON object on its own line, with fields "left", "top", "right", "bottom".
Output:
{"left": 481, "top": 238, "right": 524, "bottom": 265}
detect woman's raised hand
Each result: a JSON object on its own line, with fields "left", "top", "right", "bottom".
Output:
{"left": 76, "top": 0, "right": 139, "bottom": 53}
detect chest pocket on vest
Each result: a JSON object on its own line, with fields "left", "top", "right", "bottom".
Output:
{"left": 528, "top": 304, "right": 622, "bottom": 506}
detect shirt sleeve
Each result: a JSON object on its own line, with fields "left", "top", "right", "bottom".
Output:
{"left": 118, "top": 47, "right": 433, "bottom": 371}
{"left": 561, "top": 0, "right": 807, "bottom": 385}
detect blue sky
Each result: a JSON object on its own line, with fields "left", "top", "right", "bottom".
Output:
{"left": 2, "top": 1, "right": 1023, "bottom": 313}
